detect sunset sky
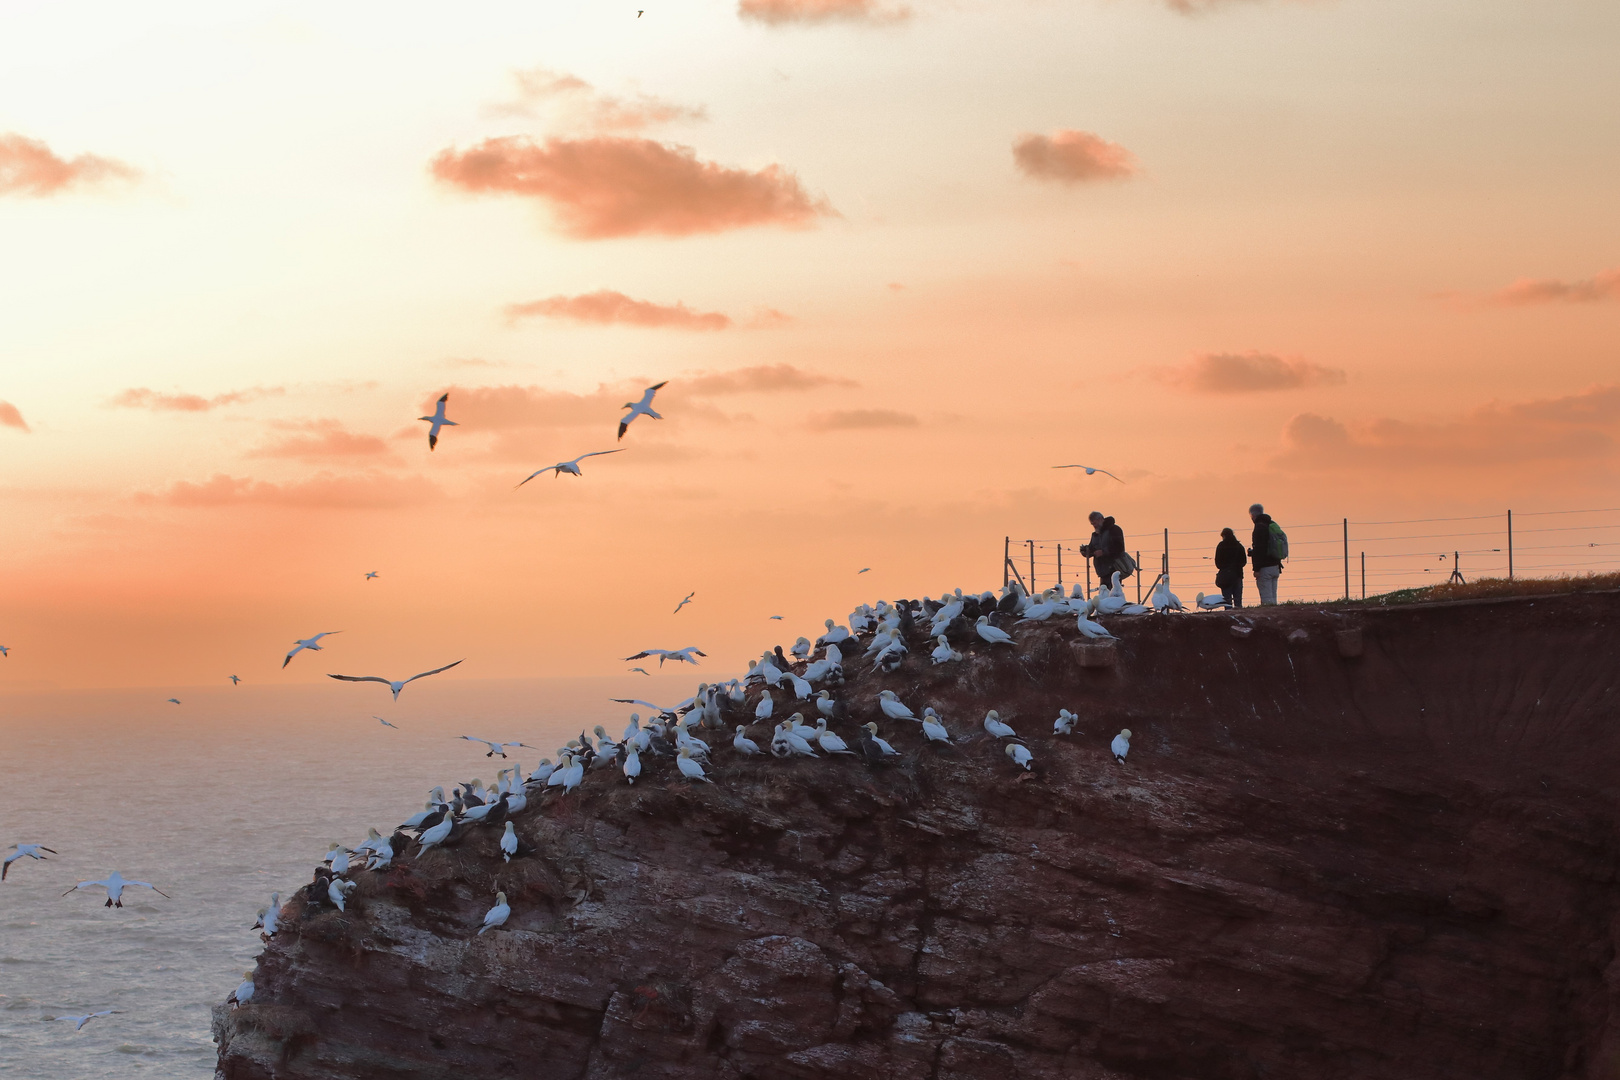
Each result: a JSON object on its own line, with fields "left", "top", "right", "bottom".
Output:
{"left": 1, "top": 0, "right": 1617, "bottom": 692}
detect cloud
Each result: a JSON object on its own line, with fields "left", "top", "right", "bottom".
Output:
{"left": 1278, "top": 384, "right": 1620, "bottom": 470}
{"left": 1155, "top": 352, "right": 1347, "bottom": 394}
{"left": 685, "top": 364, "right": 857, "bottom": 395}
{"left": 0, "top": 132, "right": 139, "bottom": 197}
{"left": 0, "top": 401, "right": 28, "bottom": 432}
{"left": 489, "top": 67, "right": 707, "bottom": 132}
{"left": 430, "top": 136, "right": 833, "bottom": 239}
{"left": 807, "top": 408, "right": 918, "bottom": 431}
{"left": 248, "top": 420, "right": 394, "bottom": 462}
{"left": 504, "top": 290, "right": 732, "bottom": 330}
{"left": 111, "top": 386, "right": 285, "bottom": 412}
{"left": 1483, "top": 269, "right": 1620, "bottom": 307}
{"left": 739, "top": 0, "right": 911, "bottom": 24}
{"left": 137, "top": 472, "right": 438, "bottom": 509}
{"left": 1013, "top": 130, "right": 1140, "bottom": 184}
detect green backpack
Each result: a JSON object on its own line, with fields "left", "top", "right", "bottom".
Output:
{"left": 1269, "top": 521, "right": 1290, "bottom": 561}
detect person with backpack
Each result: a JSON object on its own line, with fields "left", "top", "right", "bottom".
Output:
{"left": 1248, "top": 503, "right": 1287, "bottom": 605}
{"left": 1214, "top": 527, "right": 1247, "bottom": 608}
{"left": 1080, "top": 511, "right": 1133, "bottom": 591}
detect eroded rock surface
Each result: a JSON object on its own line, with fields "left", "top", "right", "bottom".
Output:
{"left": 215, "top": 594, "right": 1620, "bottom": 1079}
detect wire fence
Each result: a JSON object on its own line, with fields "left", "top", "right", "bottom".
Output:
{"left": 1002, "top": 507, "right": 1620, "bottom": 603}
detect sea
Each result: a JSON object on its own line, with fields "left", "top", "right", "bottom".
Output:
{"left": 0, "top": 674, "right": 713, "bottom": 1079}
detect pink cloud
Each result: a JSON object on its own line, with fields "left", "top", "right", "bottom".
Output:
{"left": 0, "top": 133, "right": 138, "bottom": 197}
{"left": 1484, "top": 269, "right": 1620, "bottom": 307}
{"left": 739, "top": 0, "right": 910, "bottom": 24}
{"left": 504, "top": 290, "right": 732, "bottom": 330}
{"left": 490, "top": 68, "right": 707, "bottom": 132}
{"left": 807, "top": 408, "right": 917, "bottom": 431}
{"left": 1155, "top": 352, "right": 1346, "bottom": 394}
{"left": 1013, "top": 130, "right": 1140, "bottom": 184}
{"left": 430, "top": 135, "right": 832, "bottom": 239}
{"left": 248, "top": 420, "right": 394, "bottom": 462}
{"left": 137, "top": 472, "right": 439, "bottom": 509}
{"left": 685, "top": 364, "right": 856, "bottom": 394}
{"left": 111, "top": 386, "right": 285, "bottom": 412}
{"left": 0, "top": 401, "right": 28, "bottom": 432}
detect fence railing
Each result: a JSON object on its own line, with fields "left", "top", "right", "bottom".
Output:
{"left": 1003, "top": 506, "right": 1620, "bottom": 602}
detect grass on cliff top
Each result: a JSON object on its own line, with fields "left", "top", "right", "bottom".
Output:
{"left": 1357, "top": 572, "right": 1620, "bottom": 607}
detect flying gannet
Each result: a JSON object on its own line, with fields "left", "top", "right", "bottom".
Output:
{"left": 1052, "top": 464, "right": 1123, "bottom": 482}
{"left": 419, "top": 392, "right": 457, "bottom": 450}
{"left": 62, "top": 872, "right": 171, "bottom": 908}
{"left": 479, "top": 891, "right": 510, "bottom": 935}
{"left": 283, "top": 632, "right": 340, "bottom": 669}
{"left": 52, "top": 1010, "right": 116, "bottom": 1030}
{"left": 618, "top": 381, "right": 667, "bottom": 440}
{"left": 375, "top": 716, "right": 400, "bottom": 729}
{"left": 329, "top": 659, "right": 464, "bottom": 700}
{"left": 229, "top": 675, "right": 241, "bottom": 685}
{"left": 672, "top": 591, "right": 696, "bottom": 614}
{"left": 517, "top": 449, "right": 625, "bottom": 485}
{"left": 458, "top": 735, "right": 535, "bottom": 758}
{"left": 3, "top": 842, "right": 58, "bottom": 881}
{"left": 1111, "top": 728, "right": 1131, "bottom": 764}
{"left": 623, "top": 646, "right": 706, "bottom": 667}
{"left": 365, "top": 571, "right": 378, "bottom": 579}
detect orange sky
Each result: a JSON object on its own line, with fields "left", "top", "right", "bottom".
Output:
{"left": 1, "top": 0, "right": 1617, "bottom": 692}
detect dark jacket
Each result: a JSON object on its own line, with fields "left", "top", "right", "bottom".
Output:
{"left": 1250, "top": 514, "right": 1281, "bottom": 570}
{"left": 1214, "top": 537, "right": 1246, "bottom": 585}
{"left": 1084, "top": 517, "right": 1125, "bottom": 560}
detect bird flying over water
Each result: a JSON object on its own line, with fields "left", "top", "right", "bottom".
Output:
{"left": 228, "top": 675, "right": 241, "bottom": 685}
{"left": 459, "top": 735, "right": 534, "bottom": 758}
{"left": 419, "top": 392, "right": 457, "bottom": 450}
{"left": 328, "top": 659, "right": 464, "bottom": 700}
{"left": 3, "top": 843, "right": 58, "bottom": 881}
{"left": 672, "top": 591, "right": 696, "bottom": 614}
{"left": 365, "top": 571, "right": 378, "bottom": 580}
{"left": 284, "top": 632, "right": 340, "bottom": 669}
{"left": 0, "top": 645, "right": 9, "bottom": 657}
{"left": 167, "top": 698, "right": 181, "bottom": 705}
{"left": 517, "top": 449, "right": 625, "bottom": 485}
{"left": 618, "top": 381, "right": 667, "bottom": 440}
{"left": 624, "top": 647, "right": 705, "bottom": 667}
{"left": 50, "top": 1011, "right": 115, "bottom": 1031}
{"left": 628, "top": 667, "right": 651, "bottom": 676}
{"left": 1053, "top": 464, "right": 1123, "bottom": 482}
{"left": 374, "top": 716, "right": 399, "bottom": 729}
{"left": 62, "top": 871, "right": 170, "bottom": 908}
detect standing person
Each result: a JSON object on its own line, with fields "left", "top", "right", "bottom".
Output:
{"left": 1214, "top": 527, "right": 1246, "bottom": 608}
{"left": 1249, "top": 503, "right": 1282, "bottom": 605}
{"left": 1080, "top": 512, "right": 1131, "bottom": 589}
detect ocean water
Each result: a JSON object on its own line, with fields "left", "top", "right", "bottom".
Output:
{"left": 0, "top": 675, "right": 714, "bottom": 1079}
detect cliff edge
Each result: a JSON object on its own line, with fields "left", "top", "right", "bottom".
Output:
{"left": 215, "top": 593, "right": 1620, "bottom": 1080}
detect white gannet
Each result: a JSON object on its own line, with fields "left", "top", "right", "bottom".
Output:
{"left": 782, "top": 670, "right": 813, "bottom": 700}
{"left": 52, "top": 1010, "right": 116, "bottom": 1029}
{"left": 930, "top": 635, "right": 962, "bottom": 665}
{"left": 1096, "top": 573, "right": 1127, "bottom": 615}
{"left": 328, "top": 878, "right": 357, "bottom": 912}
{"left": 733, "top": 725, "right": 763, "bottom": 755}
{"left": 228, "top": 970, "right": 255, "bottom": 1007}
{"left": 458, "top": 736, "right": 535, "bottom": 758}
{"left": 61, "top": 872, "right": 171, "bottom": 908}
{"left": 419, "top": 392, "right": 457, "bottom": 450}
{"left": 862, "top": 722, "right": 899, "bottom": 756}
{"left": 974, "top": 616, "right": 1015, "bottom": 646}
{"left": 1151, "top": 575, "right": 1184, "bottom": 612}
{"left": 672, "top": 591, "right": 696, "bottom": 614}
{"left": 677, "top": 745, "right": 713, "bottom": 783}
{"left": 1111, "top": 728, "right": 1132, "bottom": 764}
{"left": 500, "top": 821, "right": 518, "bottom": 862}
{"left": 1076, "top": 611, "right": 1115, "bottom": 639}
{"left": 1053, "top": 709, "right": 1078, "bottom": 735}
{"left": 417, "top": 814, "right": 454, "bottom": 852}
{"left": 618, "top": 380, "right": 668, "bottom": 440}
{"left": 1005, "top": 743, "right": 1034, "bottom": 771}
{"left": 816, "top": 619, "right": 851, "bottom": 646}
{"left": 1017, "top": 589, "right": 1061, "bottom": 622}
{"left": 283, "top": 631, "right": 340, "bottom": 669}
{"left": 919, "top": 708, "right": 951, "bottom": 743}
{"left": 324, "top": 843, "right": 351, "bottom": 877}
{"left": 790, "top": 636, "right": 812, "bottom": 660}
{"left": 754, "top": 691, "right": 774, "bottom": 721}
{"left": 879, "top": 690, "right": 915, "bottom": 721}
{"left": 366, "top": 834, "right": 395, "bottom": 871}
{"left": 517, "top": 449, "right": 625, "bottom": 485}
{"left": 815, "top": 691, "right": 839, "bottom": 719}
{"left": 775, "top": 718, "right": 819, "bottom": 756}
{"left": 622, "top": 744, "right": 642, "bottom": 784}
{"left": 1196, "top": 591, "right": 1228, "bottom": 609}
{"left": 560, "top": 753, "right": 585, "bottom": 792}
{"left": 3, "top": 842, "right": 58, "bottom": 881}
{"left": 479, "top": 891, "right": 510, "bottom": 934}
{"left": 1052, "top": 464, "right": 1123, "bottom": 482}
{"left": 374, "top": 716, "right": 400, "bottom": 729}
{"left": 329, "top": 659, "right": 465, "bottom": 701}
{"left": 401, "top": 802, "right": 438, "bottom": 830}
{"left": 628, "top": 667, "right": 651, "bottom": 676}
{"left": 814, "top": 719, "right": 856, "bottom": 756}
{"left": 252, "top": 892, "right": 281, "bottom": 937}
{"left": 623, "top": 647, "right": 706, "bottom": 667}
{"left": 983, "top": 710, "right": 1017, "bottom": 739}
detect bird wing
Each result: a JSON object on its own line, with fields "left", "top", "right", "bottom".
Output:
{"left": 623, "top": 650, "right": 666, "bottom": 661}
{"left": 127, "top": 880, "right": 170, "bottom": 897}
{"left": 327, "top": 674, "right": 392, "bottom": 685}
{"left": 578, "top": 449, "right": 625, "bottom": 462}
{"left": 403, "top": 659, "right": 465, "bottom": 684}
{"left": 610, "top": 698, "right": 665, "bottom": 711}
{"left": 62, "top": 880, "right": 100, "bottom": 895}
{"left": 617, "top": 420, "right": 629, "bottom": 439}
{"left": 282, "top": 646, "right": 302, "bottom": 668}
{"left": 516, "top": 467, "right": 555, "bottom": 487}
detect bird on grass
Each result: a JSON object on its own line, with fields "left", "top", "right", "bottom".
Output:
{"left": 3, "top": 843, "right": 58, "bottom": 881}
{"left": 618, "top": 381, "right": 667, "bottom": 440}
{"left": 518, "top": 449, "right": 625, "bottom": 485}
{"left": 283, "top": 632, "right": 340, "bottom": 669}
{"left": 419, "top": 392, "right": 457, "bottom": 450}
{"left": 1111, "top": 728, "right": 1132, "bottom": 764}
{"left": 1053, "top": 464, "right": 1123, "bottom": 483}
{"left": 328, "top": 659, "right": 464, "bottom": 701}
{"left": 62, "top": 872, "right": 171, "bottom": 908}
{"left": 51, "top": 1010, "right": 116, "bottom": 1030}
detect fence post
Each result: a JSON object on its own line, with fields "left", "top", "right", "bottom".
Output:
{"left": 1135, "top": 552, "right": 1142, "bottom": 604}
{"left": 1360, "top": 551, "right": 1365, "bottom": 599}
{"left": 1056, "top": 544, "right": 1063, "bottom": 589}
{"left": 1162, "top": 528, "right": 1169, "bottom": 581}
{"left": 1085, "top": 557, "right": 1091, "bottom": 599}
{"left": 1028, "top": 540, "right": 1036, "bottom": 594}
{"left": 1003, "top": 536, "right": 1009, "bottom": 588}
{"left": 1343, "top": 518, "right": 1349, "bottom": 601}
{"left": 1507, "top": 509, "right": 1513, "bottom": 580}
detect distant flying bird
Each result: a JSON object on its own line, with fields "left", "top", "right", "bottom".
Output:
{"left": 228, "top": 675, "right": 241, "bottom": 685}
{"left": 62, "top": 872, "right": 171, "bottom": 908}
{"left": 618, "top": 381, "right": 667, "bottom": 440}
{"left": 50, "top": 1011, "right": 115, "bottom": 1031}
{"left": 858, "top": 568, "right": 870, "bottom": 574}
{"left": 769, "top": 615, "right": 784, "bottom": 620}
{"left": 628, "top": 667, "right": 651, "bottom": 676}
{"left": 459, "top": 735, "right": 534, "bottom": 758}
{"left": 624, "top": 647, "right": 705, "bottom": 667}
{"left": 610, "top": 697, "right": 676, "bottom": 718}
{"left": 0, "top": 645, "right": 8, "bottom": 657}
{"left": 419, "top": 392, "right": 457, "bottom": 450}
{"left": 374, "top": 716, "right": 399, "bottom": 729}
{"left": 638, "top": 9, "right": 644, "bottom": 14}
{"left": 283, "top": 632, "right": 340, "bottom": 669}
{"left": 517, "top": 449, "right": 625, "bottom": 485}
{"left": 365, "top": 571, "right": 378, "bottom": 580}
{"left": 328, "top": 659, "right": 464, "bottom": 700}
{"left": 673, "top": 591, "right": 696, "bottom": 614}
{"left": 1053, "top": 465, "right": 1123, "bottom": 483}
{"left": 167, "top": 698, "right": 181, "bottom": 705}
{"left": 4, "top": 843, "right": 58, "bottom": 881}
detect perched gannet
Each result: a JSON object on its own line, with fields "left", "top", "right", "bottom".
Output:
{"left": 419, "top": 392, "right": 457, "bottom": 450}
{"left": 781, "top": 670, "right": 813, "bottom": 700}
{"left": 754, "top": 691, "right": 774, "bottom": 721}
{"left": 676, "top": 745, "right": 713, "bottom": 783}
{"left": 791, "top": 636, "right": 812, "bottom": 660}
{"left": 3, "top": 842, "right": 58, "bottom": 881}
{"left": 619, "top": 744, "right": 642, "bottom": 784}
{"left": 252, "top": 893, "right": 281, "bottom": 937}
{"left": 52, "top": 1010, "right": 116, "bottom": 1029}
{"left": 329, "top": 659, "right": 465, "bottom": 701}
{"left": 974, "top": 616, "right": 1015, "bottom": 646}
{"left": 324, "top": 843, "right": 351, "bottom": 876}
{"left": 417, "top": 814, "right": 454, "bottom": 852}
{"left": 863, "top": 722, "right": 899, "bottom": 756}
{"left": 61, "top": 872, "right": 171, "bottom": 908}
{"left": 816, "top": 619, "right": 851, "bottom": 646}
{"left": 983, "top": 710, "right": 1017, "bottom": 739}
{"left": 500, "top": 821, "right": 518, "bottom": 862}
{"left": 367, "top": 834, "right": 395, "bottom": 871}
{"left": 814, "top": 718, "right": 856, "bottom": 755}
{"left": 618, "top": 381, "right": 667, "bottom": 440}
{"left": 879, "top": 690, "right": 916, "bottom": 721}
{"left": 774, "top": 720, "right": 819, "bottom": 757}
{"left": 590, "top": 725, "right": 622, "bottom": 767}
{"left": 480, "top": 891, "right": 510, "bottom": 934}
{"left": 1005, "top": 743, "right": 1034, "bottom": 771}
{"left": 1075, "top": 611, "right": 1114, "bottom": 639}
{"left": 814, "top": 690, "right": 840, "bottom": 719}
{"left": 560, "top": 753, "right": 585, "bottom": 792}
{"left": 1018, "top": 589, "right": 1061, "bottom": 622}
{"left": 283, "top": 631, "right": 340, "bottom": 668}
{"left": 918, "top": 708, "right": 951, "bottom": 744}
{"left": 930, "top": 635, "right": 962, "bottom": 665}
{"left": 733, "top": 725, "right": 763, "bottom": 755}
{"left": 1111, "top": 728, "right": 1132, "bottom": 764}
{"left": 401, "top": 802, "right": 438, "bottom": 830}
{"left": 517, "top": 449, "right": 625, "bottom": 485}
{"left": 228, "top": 970, "right": 255, "bottom": 1007}
{"left": 1196, "top": 592, "right": 1227, "bottom": 610}
{"left": 1151, "top": 575, "right": 1184, "bottom": 612}
{"left": 1053, "top": 709, "right": 1078, "bottom": 735}
{"left": 1096, "top": 574, "right": 1127, "bottom": 615}
{"left": 623, "top": 646, "right": 706, "bottom": 667}
{"left": 328, "top": 878, "right": 357, "bottom": 912}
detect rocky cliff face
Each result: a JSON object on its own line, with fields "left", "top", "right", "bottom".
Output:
{"left": 215, "top": 593, "right": 1620, "bottom": 1080}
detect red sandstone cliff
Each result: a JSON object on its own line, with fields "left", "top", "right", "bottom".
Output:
{"left": 214, "top": 593, "right": 1620, "bottom": 1079}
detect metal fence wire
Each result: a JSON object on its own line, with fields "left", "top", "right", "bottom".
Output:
{"left": 1002, "top": 507, "right": 1620, "bottom": 602}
